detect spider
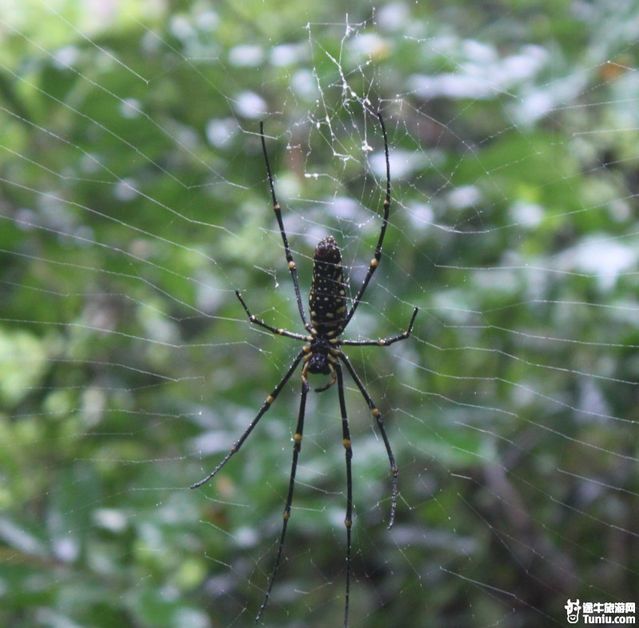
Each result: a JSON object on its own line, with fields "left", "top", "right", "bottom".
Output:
{"left": 191, "top": 111, "right": 418, "bottom": 627}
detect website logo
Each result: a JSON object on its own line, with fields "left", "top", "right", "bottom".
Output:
{"left": 565, "top": 599, "right": 636, "bottom": 624}
{"left": 565, "top": 599, "right": 581, "bottom": 624}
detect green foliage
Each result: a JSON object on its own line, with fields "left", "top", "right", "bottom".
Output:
{"left": 2, "top": 1, "right": 639, "bottom": 627}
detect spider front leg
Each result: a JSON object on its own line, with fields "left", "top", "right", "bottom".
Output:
{"left": 339, "top": 307, "right": 418, "bottom": 347}
{"left": 256, "top": 376, "right": 309, "bottom": 623}
{"left": 342, "top": 111, "right": 391, "bottom": 328}
{"left": 339, "top": 352, "right": 399, "bottom": 529}
{"left": 190, "top": 350, "right": 304, "bottom": 490}
{"left": 260, "top": 122, "right": 310, "bottom": 331}
{"left": 236, "top": 291, "right": 310, "bottom": 341}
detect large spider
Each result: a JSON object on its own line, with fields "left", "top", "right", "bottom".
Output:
{"left": 191, "top": 111, "right": 418, "bottom": 627}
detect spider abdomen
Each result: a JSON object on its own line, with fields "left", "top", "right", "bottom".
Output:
{"left": 309, "top": 235, "right": 348, "bottom": 333}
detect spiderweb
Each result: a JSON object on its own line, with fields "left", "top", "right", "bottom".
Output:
{"left": 2, "top": 2, "right": 639, "bottom": 627}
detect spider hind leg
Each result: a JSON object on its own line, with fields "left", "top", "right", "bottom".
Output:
{"left": 255, "top": 377, "right": 309, "bottom": 622}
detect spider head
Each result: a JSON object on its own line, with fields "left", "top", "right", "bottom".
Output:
{"left": 307, "top": 336, "right": 331, "bottom": 374}
{"left": 307, "top": 352, "right": 330, "bottom": 375}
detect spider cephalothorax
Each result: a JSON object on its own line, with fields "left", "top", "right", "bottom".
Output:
{"left": 191, "top": 112, "right": 418, "bottom": 628}
{"left": 304, "top": 333, "right": 342, "bottom": 393}
{"left": 306, "top": 336, "right": 333, "bottom": 375}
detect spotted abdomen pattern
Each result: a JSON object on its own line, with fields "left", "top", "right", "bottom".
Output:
{"left": 309, "top": 235, "right": 348, "bottom": 333}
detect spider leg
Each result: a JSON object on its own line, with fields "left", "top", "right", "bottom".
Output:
{"left": 260, "top": 122, "right": 310, "bottom": 331}
{"left": 335, "top": 364, "right": 353, "bottom": 628}
{"left": 338, "top": 352, "right": 399, "bottom": 529}
{"left": 190, "top": 350, "right": 304, "bottom": 490}
{"left": 342, "top": 111, "right": 390, "bottom": 328}
{"left": 236, "top": 291, "right": 311, "bottom": 341}
{"left": 339, "top": 307, "right": 418, "bottom": 347}
{"left": 256, "top": 376, "right": 309, "bottom": 622}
